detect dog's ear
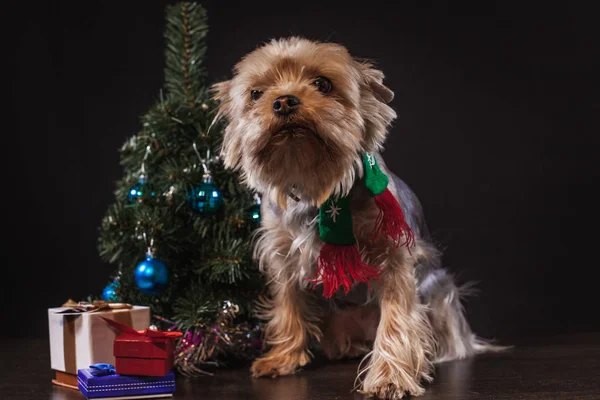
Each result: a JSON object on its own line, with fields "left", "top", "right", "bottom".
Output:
{"left": 358, "top": 62, "right": 394, "bottom": 104}
{"left": 355, "top": 61, "right": 397, "bottom": 152}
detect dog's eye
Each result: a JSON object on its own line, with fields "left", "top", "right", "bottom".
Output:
{"left": 312, "top": 77, "right": 332, "bottom": 94}
{"left": 250, "top": 90, "right": 263, "bottom": 102}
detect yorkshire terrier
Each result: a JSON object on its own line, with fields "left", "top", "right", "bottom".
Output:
{"left": 213, "top": 37, "right": 498, "bottom": 399}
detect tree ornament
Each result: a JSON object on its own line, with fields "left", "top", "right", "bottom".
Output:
{"left": 102, "top": 280, "right": 120, "bottom": 302}
{"left": 135, "top": 253, "right": 169, "bottom": 295}
{"left": 127, "top": 175, "right": 147, "bottom": 203}
{"left": 250, "top": 204, "right": 261, "bottom": 223}
{"left": 189, "top": 177, "right": 223, "bottom": 214}
{"left": 128, "top": 146, "right": 154, "bottom": 204}
{"left": 249, "top": 193, "right": 261, "bottom": 223}
{"left": 188, "top": 143, "right": 223, "bottom": 214}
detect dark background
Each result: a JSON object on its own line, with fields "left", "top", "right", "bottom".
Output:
{"left": 3, "top": 1, "right": 598, "bottom": 341}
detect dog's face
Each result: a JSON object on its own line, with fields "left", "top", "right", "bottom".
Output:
{"left": 213, "top": 37, "right": 396, "bottom": 207}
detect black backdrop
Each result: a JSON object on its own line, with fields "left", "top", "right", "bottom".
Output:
{"left": 3, "top": 1, "right": 598, "bottom": 340}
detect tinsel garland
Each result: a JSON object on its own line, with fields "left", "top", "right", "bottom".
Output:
{"left": 153, "top": 300, "right": 262, "bottom": 377}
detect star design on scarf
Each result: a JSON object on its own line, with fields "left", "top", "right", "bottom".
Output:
{"left": 366, "top": 152, "right": 376, "bottom": 167}
{"left": 326, "top": 201, "right": 341, "bottom": 223}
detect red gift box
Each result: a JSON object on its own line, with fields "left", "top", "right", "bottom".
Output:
{"left": 102, "top": 317, "right": 182, "bottom": 377}
{"left": 114, "top": 332, "right": 175, "bottom": 376}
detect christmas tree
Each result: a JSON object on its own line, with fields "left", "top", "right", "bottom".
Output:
{"left": 98, "top": 2, "right": 263, "bottom": 376}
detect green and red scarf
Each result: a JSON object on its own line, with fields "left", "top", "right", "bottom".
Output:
{"left": 310, "top": 153, "right": 414, "bottom": 298}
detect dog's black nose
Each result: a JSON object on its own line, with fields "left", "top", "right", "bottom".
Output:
{"left": 273, "top": 95, "right": 300, "bottom": 116}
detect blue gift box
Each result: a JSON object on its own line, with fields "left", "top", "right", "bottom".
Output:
{"left": 78, "top": 365, "right": 175, "bottom": 399}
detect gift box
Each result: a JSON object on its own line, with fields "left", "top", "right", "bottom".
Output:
{"left": 52, "top": 370, "right": 79, "bottom": 389}
{"left": 78, "top": 364, "right": 175, "bottom": 399}
{"left": 114, "top": 332, "right": 176, "bottom": 376}
{"left": 48, "top": 300, "right": 151, "bottom": 376}
{"left": 103, "top": 318, "right": 183, "bottom": 376}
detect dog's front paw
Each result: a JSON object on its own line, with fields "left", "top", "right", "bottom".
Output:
{"left": 359, "top": 356, "right": 425, "bottom": 399}
{"left": 361, "top": 383, "right": 424, "bottom": 399}
{"left": 251, "top": 349, "right": 311, "bottom": 378}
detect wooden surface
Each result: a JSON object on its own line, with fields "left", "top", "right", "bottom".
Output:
{"left": 2, "top": 333, "right": 599, "bottom": 399}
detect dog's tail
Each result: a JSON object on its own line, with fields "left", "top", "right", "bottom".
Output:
{"left": 417, "top": 266, "right": 510, "bottom": 363}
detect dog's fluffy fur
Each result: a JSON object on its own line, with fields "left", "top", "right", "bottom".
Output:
{"left": 213, "top": 37, "right": 497, "bottom": 398}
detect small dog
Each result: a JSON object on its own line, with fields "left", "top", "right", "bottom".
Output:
{"left": 213, "top": 37, "right": 497, "bottom": 398}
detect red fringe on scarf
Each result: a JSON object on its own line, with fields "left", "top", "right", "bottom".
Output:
{"left": 311, "top": 243, "right": 381, "bottom": 298}
{"left": 373, "top": 188, "right": 415, "bottom": 249}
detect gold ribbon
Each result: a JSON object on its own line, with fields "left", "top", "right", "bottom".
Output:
{"left": 63, "top": 314, "right": 77, "bottom": 373}
{"left": 58, "top": 299, "right": 134, "bottom": 373}
{"left": 61, "top": 299, "right": 132, "bottom": 313}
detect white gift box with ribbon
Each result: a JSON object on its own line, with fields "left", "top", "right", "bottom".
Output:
{"left": 48, "top": 303, "right": 150, "bottom": 375}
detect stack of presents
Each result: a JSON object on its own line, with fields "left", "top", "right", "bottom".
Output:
{"left": 49, "top": 300, "right": 182, "bottom": 399}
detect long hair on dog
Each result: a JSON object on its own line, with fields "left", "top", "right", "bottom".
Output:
{"left": 213, "top": 37, "right": 501, "bottom": 399}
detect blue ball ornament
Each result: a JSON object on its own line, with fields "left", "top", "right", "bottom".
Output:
{"left": 127, "top": 183, "right": 145, "bottom": 203}
{"left": 134, "top": 254, "right": 169, "bottom": 295}
{"left": 250, "top": 204, "right": 261, "bottom": 223}
{"left": 102, "top": 281, "right": 120, "bottom": 302}
{"left": 127, "top": 176, "right": 155, "bottom": 203}
{"left": 188, "top": 181, "right": 224, "bottom": 214}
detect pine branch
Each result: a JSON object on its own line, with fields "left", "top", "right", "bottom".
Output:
{"left": 164, "top": 3, "right": 208, "bottom": 105}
